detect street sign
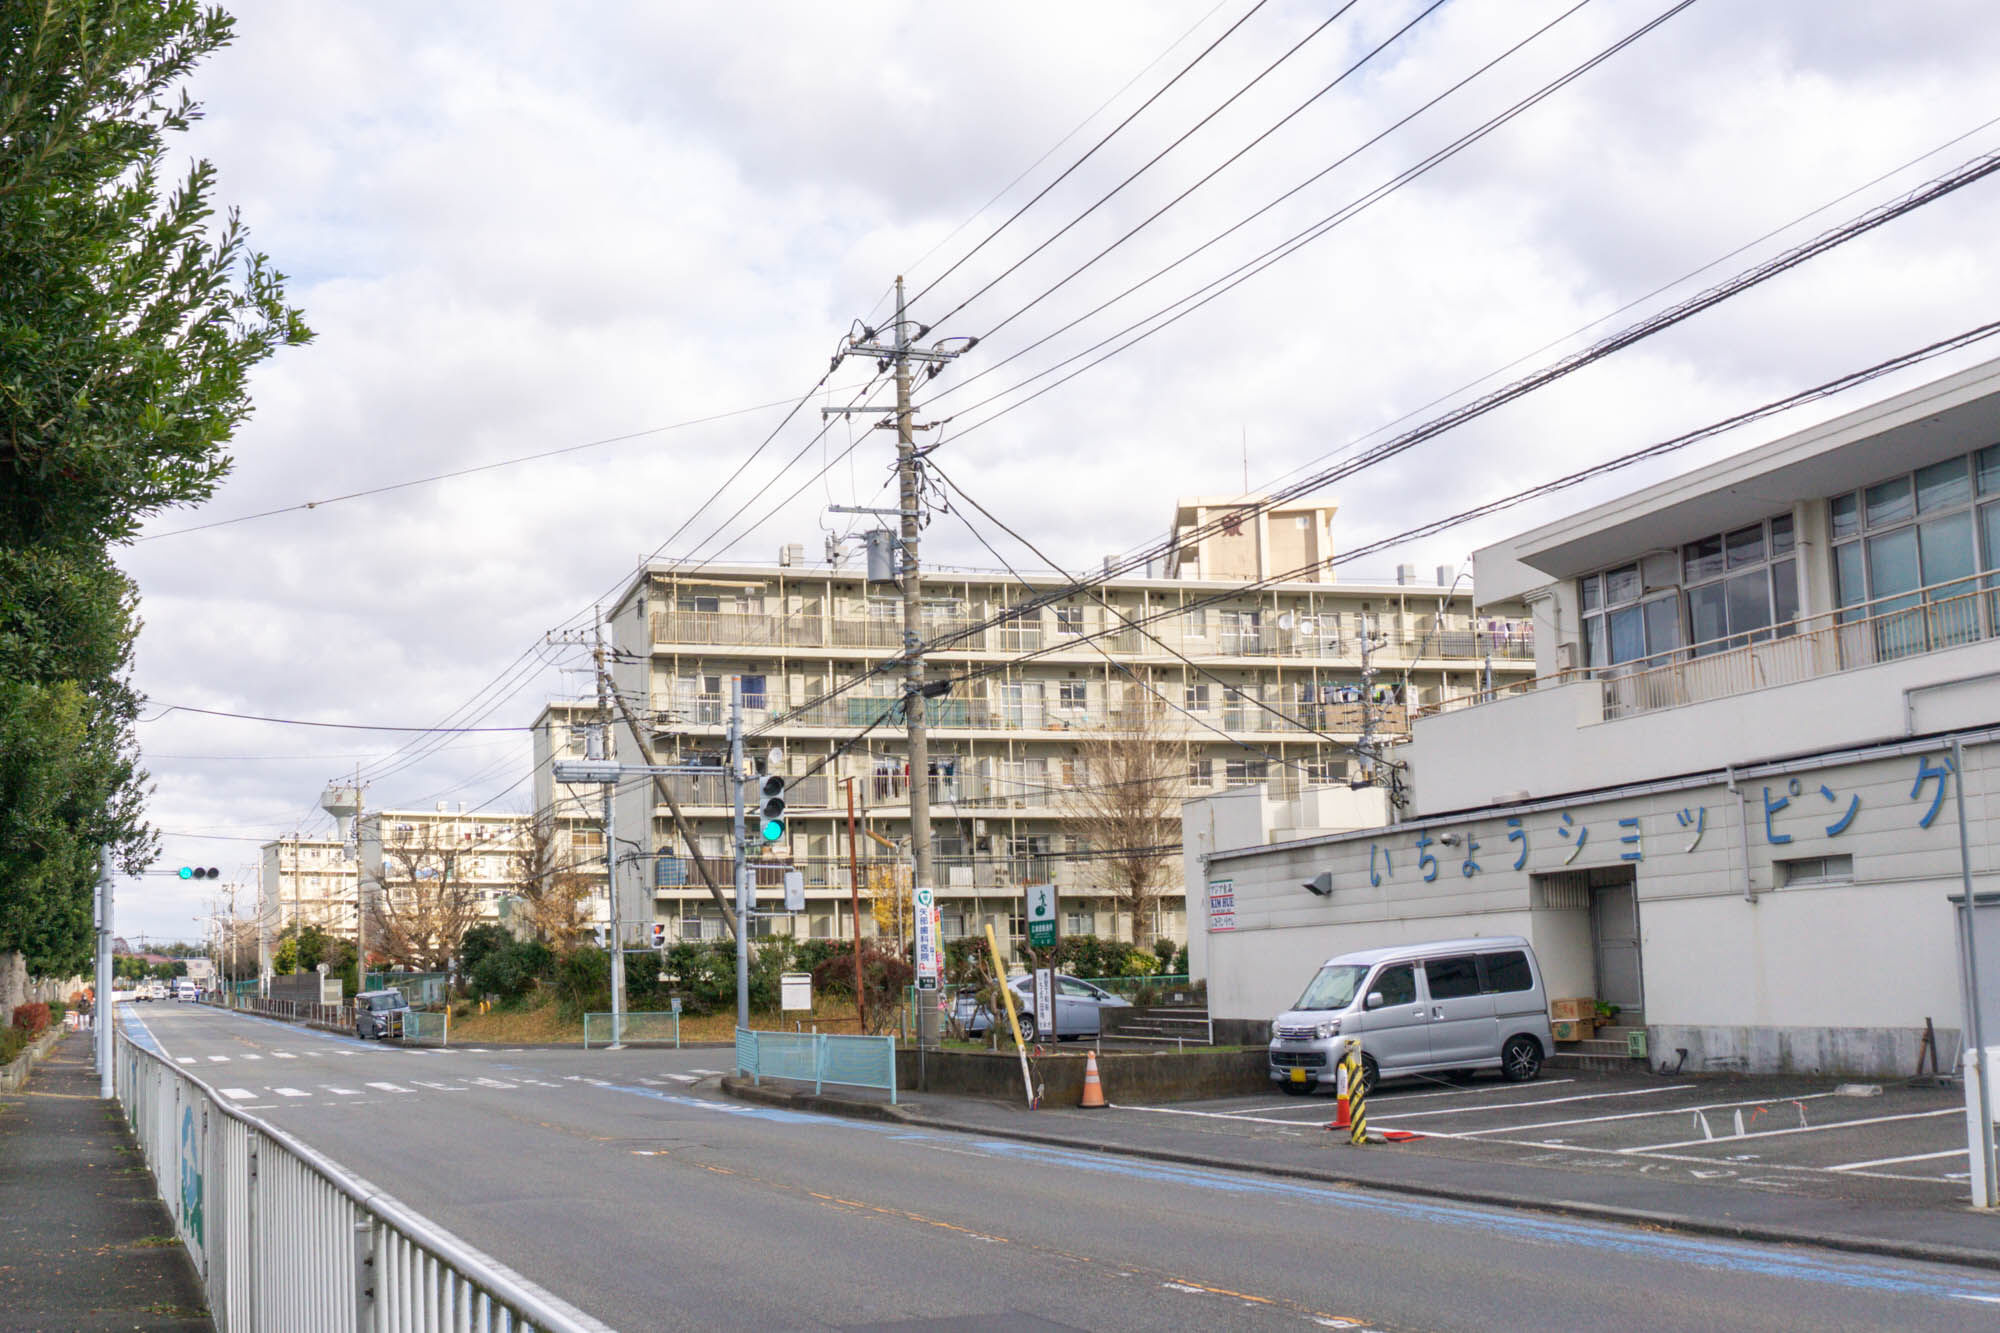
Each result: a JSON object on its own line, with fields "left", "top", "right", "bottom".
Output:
{"left": 781, "top": 972, "right": 812, "bottom": 1011}
{"left": 552, "top": 759, "right": 622, "bottom": 785}
{"left": 670, "top": 996, "right": 682, "bottom": 1015}
{"left": 1033, "top": 967, "right": 1054, "bottom": 1033}
{"left": 1025, "top": 883, "right": 1057, "bottom": 949}
{"left": 783, "top": 869, "right": 805, "bottom": 913}
{"left": 913, "top": 885, "right": 939, "bottom": 990}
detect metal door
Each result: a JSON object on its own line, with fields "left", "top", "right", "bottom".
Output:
{"left": 1591, "top": 879, "right": 1644, "bottom": 1012}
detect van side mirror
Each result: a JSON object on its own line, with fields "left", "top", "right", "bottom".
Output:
{"left": 1364, "top": 991, "right": 1385, "bottom": 1011}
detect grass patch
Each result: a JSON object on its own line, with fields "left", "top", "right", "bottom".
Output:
{"left": 443, "top": 992, "right": 875, "bottom": 1046}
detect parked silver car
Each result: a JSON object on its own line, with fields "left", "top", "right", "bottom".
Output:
{"left": 954, "top": 974, "right": 1131, "bottom": 1043}
{"left": 354, "top": 989, "right": 411, "bottom": 1040}
{"left": 1268, "top": 936, "right": 1554, "bottom": 1094}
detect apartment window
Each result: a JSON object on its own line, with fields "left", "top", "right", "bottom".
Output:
{"left": 740, "top": 674, "right": 768, "bottom": 711}
{"left": 1188, "top": 757, "right": 1213, "bottom": 786}
{"left": 1185, "top": 607, "right": 1208, "bottom": 638}
{"left": 1831, "top": 445, "right": 2000, "bottom": 652}
{"left": 1055, "top": 606, "right": 1084, "bottom": 636}
{"left": 1681, "top": 514, "right": 1795, "bottom": 654}
{"left": 1219, "top": 609, "right": 1262, "bottom": 654}
{"left": 1064, "top": 910, "right": 1095, "bottom": 935}
{"left": 1183, "top": 682, "right": 1210, "bottom": 711}
{"left": 1224, "top": 757, "right": 1268, "bottom": 786}
{"left": 1778, "top": 854, "right": 1853, "bottom": 887}
{"left": 867, "top": 596, "right": 899, "bottom": 620}
{"left": 1058, "top": 679, "right": 1088, "bottom": 710}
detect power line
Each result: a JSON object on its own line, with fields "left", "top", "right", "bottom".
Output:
{"left": 138, "top": 704, "right": 532, "bottom": 733}
{"left": 907, "top": 0, "right": 1273, "bottom": 311}
{"left": 929, "top": 0, "right": 1599, "bottom": 412}
{"left": 919, "top": 0, "right": 1357, "bottom": 329}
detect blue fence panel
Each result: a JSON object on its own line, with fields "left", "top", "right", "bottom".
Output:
{"left": 734, "top": 1029, "right": 898, "bottom": 1103}
{"left": 759, "top": 1032, "right": 821, "bottom": 1084}
{"left": 735, "top": 1028, "right": 758, "bottom": 1077}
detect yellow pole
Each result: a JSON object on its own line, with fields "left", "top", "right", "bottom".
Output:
{"left": 984, "top": 923, "right": 1036, "bottom": 1108}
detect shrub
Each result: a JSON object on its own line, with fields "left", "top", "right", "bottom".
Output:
{"left": 1, "top": 1027, "right": 26, "bottom": 1066}
{"left": 11, "top": 1003, "right": 50, "bottom": 1035}
{"left": 553, "top": 947, "right": 611, "bottom": 1018}
{"left": 470, "top": 939, "right": 551, "bottom": 1002}
{"left": 458, "top": 923, "right": 514, "bottom": 983}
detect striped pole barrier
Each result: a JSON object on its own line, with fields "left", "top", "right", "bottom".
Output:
{"left": 1342, "top": 1039, "right": 1369, "bottom": 1146}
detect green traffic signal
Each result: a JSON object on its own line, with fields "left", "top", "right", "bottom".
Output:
{"left": 760, "top": 817, "right": 785, "bottom": 842}
{"left": 178, "top": 866, "right": 193, "bottom": 880}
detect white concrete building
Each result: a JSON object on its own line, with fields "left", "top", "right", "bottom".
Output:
{"left": 1191, "top": 359, "right": 2000, "bottom": 1074}
{"left": 590, "top": 497, "right": 1534, "bottom": 960}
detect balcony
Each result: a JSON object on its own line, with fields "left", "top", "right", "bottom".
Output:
{"left": 650, "top": 853, "right": 1101, "bottom": 895}
{"left": 648, "top": 607, "right": 1530, "bottom": 664}
{"left": 661, "top": 693, "right": 1408, "bottom": 739}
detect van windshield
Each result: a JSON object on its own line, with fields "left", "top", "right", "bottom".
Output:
{"left": 1294, "top": 964, "right": 1368, "bottom": 1012}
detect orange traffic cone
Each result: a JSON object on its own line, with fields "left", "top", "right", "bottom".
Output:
{"left": 1328, "top": 1064, "right": 1351, "bottom": 1132}
{"left": 1079, "top": 1050, "right": 1108, "bottom": 1108}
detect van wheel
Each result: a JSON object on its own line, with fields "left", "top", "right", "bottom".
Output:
{"left": 1502, "top": 1035, "right": 1543, "bottom": 1082}
{"left": 1361, "top": 1054, "right": 1379, "bottom": 1093}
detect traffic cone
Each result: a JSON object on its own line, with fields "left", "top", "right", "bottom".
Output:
{"left": 1079, "top": 1050, "right": 1108, "bottom": 1108}
{"left": 1328, "top": 1063, "right": 1350, "bottom": 1132}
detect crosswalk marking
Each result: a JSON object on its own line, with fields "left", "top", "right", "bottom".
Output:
{"left": 222, "top": 1088, "right": 255, "bottom": 1101}
{"left": 688, "top": 1068, "right": 721, "bottom": 1077}
{"left": 176, "top": 1057, "right": 195, "bottom": 1064}
{"left": 273, "top": 1052, "right": 297, "bottom": 1059}
{"left": 471, "top": 1077, "right": 517, "bottom": 1089}
{"left": 324, "top": 1087, "right": 362, "bottom": 1096}
{"left": 413, "top": 1080, "right": 465, "bottom": 1092}
{"left": 207, "top": 1055, "right": 229, "bottom": 1063}
{"left": 274, "top": 1088, "right": 308, "bottom": 1098}
{"left": 365, "top": 1082, "right": 409, "bottom": 1093}
{"left": 240, "top": 1053, "right": 262, "bottom": 1061}
{"left": 669, "top": 1074, "right": 698, "bottom": 1084}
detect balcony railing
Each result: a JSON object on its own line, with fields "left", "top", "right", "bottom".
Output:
{"left": 649, "top": 607, "right": 1531, "bottom": 664}
{"left": 651, "top": 853, "right": 1100, "bottom": 894}
{"left": 1424, "top": 576, "right": 1998, "bottom": 723}
{"left": 661, "top": 693, "right": 1409, "bottom": 738}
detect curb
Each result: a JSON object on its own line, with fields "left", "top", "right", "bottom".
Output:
{"left": 719, "top": 1080, "right": 2000, "bottom": 1273}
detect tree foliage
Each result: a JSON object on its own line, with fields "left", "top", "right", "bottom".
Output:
{"left": 0, "top": 2, "right": 309, "bottom": 977}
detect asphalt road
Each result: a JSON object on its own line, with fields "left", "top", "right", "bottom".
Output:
{"left": 124, "top": 1004, "right": 2000, "bottom": 1331}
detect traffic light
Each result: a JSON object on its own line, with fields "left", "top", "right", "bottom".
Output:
{"left": 754, "top": 747, "right": 786, "bottom": 843}
{"left": 650, "top": 922, "right": 667, "bottom": 948}
{"left": 178, "top": 866, "right": 220, "bottom": 880}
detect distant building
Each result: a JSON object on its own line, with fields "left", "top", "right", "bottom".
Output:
{"left": 577, "top": 497, "right": 1532, "bottom": 960}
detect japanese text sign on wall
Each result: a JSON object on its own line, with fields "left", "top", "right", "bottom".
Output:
{"left": 1207, "top": 879, "right": 1236, "bottom": 932}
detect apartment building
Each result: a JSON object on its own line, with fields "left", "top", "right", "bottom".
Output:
{"left": 1190, "top": 358, "right": 2000, "bottom": 1075}
{"left": 258, "top": 807, "right": 558, "bottom": 970}
{"left": 585, "top": 497, "right": 1533, "bottom": 958}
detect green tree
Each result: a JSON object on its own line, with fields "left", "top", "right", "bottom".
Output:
{"left": 0, "top": 1, "right": 309, "bottom": 979}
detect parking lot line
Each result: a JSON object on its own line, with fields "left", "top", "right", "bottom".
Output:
{"left": 1371, "top": 1084, "right": 1697, "bottom": 1121}
{"left": 1829, "top": 1148, "right": 1968, "bottom": 1172}
{"left": 1446, "top": 1091, "right": 1844, "bottom": 1137}
{"left": 1121, "top": 1106, "right": 1330, "bottom": 1128}
{"left": 1407, "top": 1125, "right": 1955, "bottom": 1182}
{"left": 1621, "top": 1107, "right": 1961, "bottom": 1153}
{"left": 1213, "top": 1078, "right": 1583, "bottom": 1116}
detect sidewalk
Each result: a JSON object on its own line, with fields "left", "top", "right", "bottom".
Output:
{"left": 722, "top": 1075, "right": 2000, "bottom": 1271}
{"left": 0, "top": 1033, "right": 211, "bottom": 1331}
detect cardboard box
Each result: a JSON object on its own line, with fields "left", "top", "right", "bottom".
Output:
{"left": 1550, "top": 997, "right": 1596, "bottom": 1023}
{"left": 1551, "top": 1019, "right": 1590, "bottom": 1043}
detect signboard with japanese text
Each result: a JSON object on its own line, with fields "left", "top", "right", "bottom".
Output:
{"left": 1025, "top": 882, "right": 1058, "bottom": 949}
{"left": 1207, "top": 879, "right": 1236, "bottom": 932}
{"left": 1033, "top": 968, "right": 1054, "bottom": 1030}
{"left": 913, "top": 885, "right": 939, "bottom": 989}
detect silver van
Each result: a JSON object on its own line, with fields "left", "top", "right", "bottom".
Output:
{"left": 1268, "top": 936, "right": 1555, "bottom": 1094}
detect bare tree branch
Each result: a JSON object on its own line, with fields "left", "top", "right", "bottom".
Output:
{"left": 1060, "top": 687, "right": 1186, "bottom": 943}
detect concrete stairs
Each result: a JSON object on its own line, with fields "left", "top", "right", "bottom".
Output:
{"left": 1102, "top": 1005, "right": 1213, "bottom": 1049}
{"left": 1547, "top": 1018, "right": 1649, "bottom": 1073}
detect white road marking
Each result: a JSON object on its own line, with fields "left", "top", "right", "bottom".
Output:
{"left": 1453, "top": 1091, "right": 1843, "bottom": 1137}
{"left": 274, "top": 1088, "right": 309, "bottom": 1098}
{"left": 240, "top": 1053, "right": 262, "bottom": 1061}
{"left": 1391, "top": 1125, "right": 1960, "bottom": 1182}
{"left": 688, "top": 1068, "right": 721, "bottom": 1076}
{"left": 273, "top": 1052, "right": 297, "bottom": 1059}
{"left": 413, "top": 1080, "right": 466, "bottom": 1092}
{"left": 324, "top": 1087, "right": 363, "bottom": 1096}
{"left": 463, "top": 1047, "right": 490, "bottom": 1053}
{"left": 365, "top": 1082, "right": 410, "bottom": 1093}
{"left": 471, "top": 1078, "right": 517, "bottom": 1089}
{"left": 1621, "top": 1107, "right": 1962, "bottom": 1153}
{"left": 1377, "top": 1085, "right": 1699, "bottom": 1121}
{"left": 221, "top": 1088, "right": 255, "bottom": 1101}
{"left": 669, "top": 1074, "right": 698, "bottom": 1084}
{"left": 176, "top": 1057, "right": 195, "bottom": 1064}
{"left": 1829, "top": 1147, "right": 1968, "bottom": 1172}
{"left": 521, "top": 1079, "right": 562, "bottom": 1088}
{"left": 638, "top": 1077, "right": 668, "bottom": 1086}
{"left": 1122, "top": 1105, "right": 1332, "bottom": 1128}
{"left": 207, "top": 1055, "right": 229, "bottom": 1062}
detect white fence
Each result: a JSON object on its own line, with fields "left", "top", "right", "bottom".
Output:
{"left": 114, "top": 1026, "right": 608, "bottom": 1332}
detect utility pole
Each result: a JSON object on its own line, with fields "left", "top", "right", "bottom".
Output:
{"left": 844, "top": 777, "right": 867, "bottom": 1034}
{"left": 94, "top": 848, "right": 112, "bottom": 1098}
{"left": 594, "top": 617, "right": 626, "bottom": 1046}
{"left": 831, "top": 275, "right": 967, "bottom": 1050}
{"left": 730, "top": 677, "right": 750, "bottom": 1031}
{"left": 1358, "top": 602, "right": 1377, "bottom": 786}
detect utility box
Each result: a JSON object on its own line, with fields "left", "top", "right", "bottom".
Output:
{"left": 865, "top": 529, "right": 899, "bottom": 582}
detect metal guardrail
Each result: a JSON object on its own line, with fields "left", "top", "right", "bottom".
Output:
{"left": 114, "top": 1024, "right": 609, "bottom": 1332}
{"left": 582, "top": 1011, "right": 681, "bottom": 1048}
{"left": 734, "top": 1027, "right": 897, "bottom": 1103}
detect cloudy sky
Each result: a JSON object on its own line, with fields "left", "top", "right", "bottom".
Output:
{"left": 115, "top": 0, "right": 2000, "bottom": 942}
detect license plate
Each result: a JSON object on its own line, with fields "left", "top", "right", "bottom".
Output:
{"left": 1289, "top": 1067, "right": 1308, "bottom": 1084}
